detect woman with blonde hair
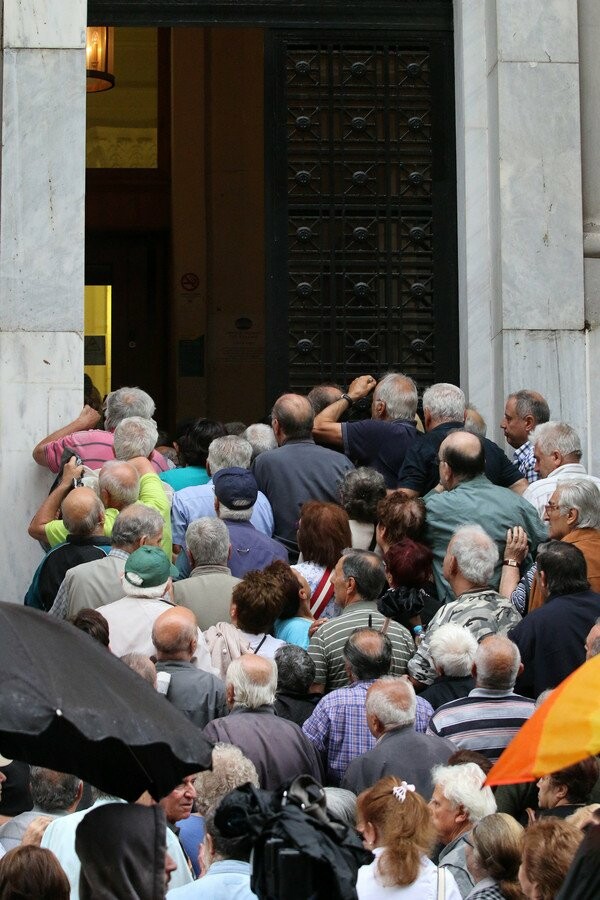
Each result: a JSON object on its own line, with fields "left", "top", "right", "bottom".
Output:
{"left": 518, "top": 817, "right": 583, "bottom": 900}
{"left": 356, "top": 776, "right": 462, "bottom": 899}
{"left": 464, "top": 813, "right": 524, "bottom": 899}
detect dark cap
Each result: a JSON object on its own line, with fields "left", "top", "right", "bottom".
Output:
{"left": 212, "top": 467, "right": 258, "bottom": 510}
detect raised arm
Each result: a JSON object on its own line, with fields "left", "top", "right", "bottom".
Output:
{"left": 312, "top": 375, "right": 376, "bottom": 446}
{"left": 32, "top": 405, "right": 101, "bottom": 467}
{"left": 28, "top": 457, "right": 83, "bottom": 542}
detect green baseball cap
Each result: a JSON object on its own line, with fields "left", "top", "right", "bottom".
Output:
{"left": 124, "top": 546, "right": 178, "bottom": 588}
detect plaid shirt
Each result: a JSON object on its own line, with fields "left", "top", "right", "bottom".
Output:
{"left": 513, "top": 441, "right": 537, "bottom": 483}
{"left": 302, "top": 680, "right": 433, "bottom": 785}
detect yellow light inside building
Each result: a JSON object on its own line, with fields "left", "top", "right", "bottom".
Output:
{"left": 86, "top": 27, "right": 116, "bottom": 93}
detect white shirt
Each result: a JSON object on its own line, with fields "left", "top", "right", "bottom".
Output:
{"left": 237, "top": 630, "right": 286, "bottom": 659}
{"left": 357, "top": 849, "right": 462, "bottom": 900}
{"left": 523, "top": 463, "right": 600, "bottom": 517}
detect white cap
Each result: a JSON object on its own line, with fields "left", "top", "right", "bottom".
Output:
{"left": 0, "top": 753, "right": 12, "bottom": 766}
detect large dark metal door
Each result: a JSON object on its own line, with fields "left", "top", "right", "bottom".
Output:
{"left": 266, "top": 30, "right": 457, "bottom": 399}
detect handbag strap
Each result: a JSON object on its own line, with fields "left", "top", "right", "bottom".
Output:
{"left": 310, "top": 568, "right": 334, "bottom": 619}
{"left": 436, "top": 865, "right": 446, "bottom": 900}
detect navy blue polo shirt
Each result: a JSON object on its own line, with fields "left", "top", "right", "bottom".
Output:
{"left": 341, "top": 418, "right": 419, "bottom": 489}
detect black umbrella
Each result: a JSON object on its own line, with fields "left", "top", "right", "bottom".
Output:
{"left": 0, "top": 604, "right": 213, "bottom": 801}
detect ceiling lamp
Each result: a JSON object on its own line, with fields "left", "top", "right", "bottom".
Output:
{"left": 86, "top": 27, "right": 115, "bottom": 93}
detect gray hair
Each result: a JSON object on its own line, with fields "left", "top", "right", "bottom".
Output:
{"left": 509, "top": 390, "right": 550, "bottom": 425}
{"left": 121, "top": 578, "right": 170, "bottom": 599}
{"left": 62, "top": 493, "right": 105, "bottom": 537}
{"left": 226, "top": 657, "right": 277, "bottom": 709}
{"left": 341, "top": 549, "right": 387, "bottom": 601}
{"left": 120, "top": 652, "right": 157, "bottom": 687}
{"left": 555, "top": 479, "right": 600, "bottom": 530}
{"left": 98, "top": 460, "right": 140, "bottom": 507}
{"left": 30, "top": 767, "right": 82, "bottom": 812}
{"left": 324, "top": 787, "right": 357, "bottom": 826}
{"left": 530, "top": 421, "right": 582, "bottom": 461}
{"left": 112, "top": 504, "right": 163, "bottom": 548}
{"left": 275, "top": 644, "right": 316, "bottom": 694}
{"left": 339, "top": 467, "right": 386, "bottom": 523}
{"left": 243, "top": 423, "right": 277, "bottom": 460}
{"left": 217, "top": 501, "right": 253, "bottom": 522}
{"left": 195, "top": 744, "right": 259, "bottom": 816}
{"left": 428, "top": 623, "right": 478, "bottom": 677}
{"left": 366, "top": 675, "right": 417, "bottom": 727}
{"left": 475, "top": 635, "right": 521, "bottom": 691}
{"left": 450, "top": 524, "right": 498, "bottom": 585}
{"left": 104, "top": 386, "right": 156, "bottom": 431}
{"left": 113, "top": 416, "right": 159, "bottom": 460}
{"left": 373, "top": 373, "right": 418, "bottom": 420}
{"left": 186, "top": 517, "right": 230, "bottom": 566}
{"left": 431, "top": 762, "right": 497, "bottom": 824}
{"left": 207, "top": 435, "right": 252, "bottom": 473}
{"left": 464, "top": 406, "right": 487, "bottom": 439}
{"left": 422, "top": 383, "right": 466, "bottom": 422}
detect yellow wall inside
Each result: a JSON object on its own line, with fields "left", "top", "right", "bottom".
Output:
{"left": 84, "top": 284, "right": 112, "bottom": 398}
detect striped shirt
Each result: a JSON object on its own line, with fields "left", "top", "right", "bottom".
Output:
{"left": 426, "top": 687, "right": 535, "bottom": 762}
{"left": 307, "top": 600, "right": 414, "bottom": 692}
{"left": 42, "top": 429, "right": 170, "bottom": 474}
{"left": 302, "top": 680, "right": 433, "bottom": 785}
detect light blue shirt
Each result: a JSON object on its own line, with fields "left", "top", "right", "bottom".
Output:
{"left": 167, "top": 859, "right": 257, "bottom": 899}
{"left": 274, "top": 616, "right": 311, "bottom": 649}
{"left": 171, "top": 480, "right": 274, "bottom": 546}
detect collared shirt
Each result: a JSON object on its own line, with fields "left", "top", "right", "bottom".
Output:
{"left": 224, "top": 520, "right": 288, "bottom": 578}
{"left": 426, "top": 687, "right": 534, "bottom": 761}
{"left": 171, "top": 479, "right": 274, "bottom": 546}
{"left": 307, "top": 600, "right": 414, "bottom": 692}
{"left": 341, "top": 418, "right": 418, "bottom": 489}
{"left": 167, "top": 860, "right": 257, "bottom": 899}
{"left": 302, "top": 680, "right": 433, "bottom": 785}
{"left": 523, "top": 463, "right": 600, "bottom": 517}
{"left": 513, "top": 441, "right": 537, "bottom": 483}
{"left": 50, "top": 547, "right": 129, "bottom": 619}
{"left": 408, "top": 589, "right": 522, "bottom": 687}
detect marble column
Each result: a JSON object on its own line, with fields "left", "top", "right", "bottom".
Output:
{"left": 455, "top": 0, "right": 588, "bottom": 458}
{"left": 0, "top": 0, "right": 87, "bottom": 600}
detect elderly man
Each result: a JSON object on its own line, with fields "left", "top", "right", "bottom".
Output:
{"left": 213, "top": 467, "right": 288, "bottom": 578}
{"left": 427, "top": 635, "right": 534, "bottom": 760}
{"left": 173, "top": 517, "right": 240, "bottom": 630}
{"left": 419, "top": 623, "right": 478, "bottom": 710}
{"left": 50, "top": 504, "right": 164, "bottom": 619}
{"left": 408, "top": 524, "right": 522, "bottom": 688}
{"left": 274, "top": 644, "right": 320, "bottom": 726}
{"left": 32, "top": 385, "right": 170, "bottom": 473}
{"left": 303, "top": 628, "right": 433, "bottom": 786}
{"left": 397, "top": 382, "right": 526, "bottom": 497}
{"left": 242, "top": 423, "right": 277, "bottom": 461}
{"left": 24, "top": 485, "right": 110, "bottom": 611}
{"left": 341, "top": 676, "right": 455, "bottom": 796}
{"left": 202, "top": 655, "right": 324, "bottom": 789}
{"left": 252, "top": 393, "right": 354, "bottom": 558}
{"left": 502, "top": 479, "right": 600, "bottom": 614}
{"left": 171, "top": 435, "right": 274, "bottom": 556}
{"left": 510, "top": 541, "right": 600, "bottom": 697}
{"left": 500, "top": 390, "right": 550, "bottom": 484}
{"left": 423, "top": 431, "right": 546, "bottom": 598}
{"left": 99, "top": 546, "right": 213, "bottom": 673}
{"left": 0, "top": 767, "right": 83, "bottom": 850}
{"left": 312, "top": 373, "right": 419, "bottom": 488}
{"left": 307, "top": 549, "right": 414, "bottom": 693}
{"left": 522, "top": 421, "right": 600, "bottom": 516}
{"left": 153, "top": 607, "right": 227, "bottom": 729}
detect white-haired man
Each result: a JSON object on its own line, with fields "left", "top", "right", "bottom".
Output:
{"left": 312, "top": 372, "right": 419, "bottom": 488}
{"left": 202, "top": 655, "right": 323, "bottom": 789}
{"left": 419, "top": 623, "right": 478, "bottom": 710}
{"left": 408, "top": 524, "right": 522, "bottom": 688}
{"left": 32, "top": 386, "right": 170, "bottom": 473}
{"left": 341, "top": 676, "right": 455, "bottom": 797}
{"left": 397, "top": 382, "right": 527, "bottom": 497}
{"left": 427, "top": 635, "right": 534, "bottom": 761}
{"left": 522, "top": 421, "right": 600, "bottom": 517}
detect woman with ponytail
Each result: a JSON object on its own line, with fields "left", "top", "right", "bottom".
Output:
{"left": 464, "top": 813, "right": 524, "bottom": 899}
{"left": 355, "top": 776, "right": 462, "bottom": 899}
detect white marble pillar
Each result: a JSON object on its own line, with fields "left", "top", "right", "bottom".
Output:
{"left": 455, "top": 0, "right": 588, "bottom": 459}
{"left": 0, "top": 0, "right": 87, "bottom": 600}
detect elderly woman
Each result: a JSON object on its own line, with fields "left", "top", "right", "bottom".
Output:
{"left": 534, "top": 756, "right": 600, "bottom": 821}
{"left": 339, "top": 467, "right": 387, "bottom": 551}
{"left": 429, "top": 763, "right": 497, "bottom": 899}
{"left": 375, "top": 493, "right": 426, "bottom": 556}
{"left": 356, "top": 776, "right": 462, "bottom": 898}
{"left": 378, "top": 536, "right": 440, "bottom": 633}
{"left": 419, "top": 624, "right": 478, "bottom": 710}
{"left": 519, "top": 818, "right": 583, "bottom": 899}
{"left": 464, "top": 813, "right": 524, "bottom": 900}
{"left": 501, "top": 478, "right": 600, "bottom": 614}
{"left": 295, "top": 500, "right": 352, "bottom": 619}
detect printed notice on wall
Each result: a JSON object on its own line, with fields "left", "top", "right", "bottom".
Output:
{"left": 221, "top": 329, "right": 264, "bottom": 364}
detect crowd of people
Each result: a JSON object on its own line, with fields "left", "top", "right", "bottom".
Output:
{"left": 0, "top": 376, "right": 599, "bottom": 897}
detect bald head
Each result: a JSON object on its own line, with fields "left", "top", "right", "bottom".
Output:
{"left": 152, "top": 607, "right": 198, "bottom": 660}
{"left": 474, "top": 635, "right": 521, "bottom": 691}
{"left": 272, "top": 393, "right": 314, "bottom": 443}
{"left": 439, "top": 431, "right": 485, "bottom": 488}
{"left": 344, "top": 627, "right": 392, "bottom": 681}
{"left": 365, "top": 676, "right": 417, "bottom": 736}
{"left": 226, "top": 655, "right": 277, "bottom": 709}
{"left": 98, "top": 460, "right": 140, "bottom": 510}
{"left": 61, "top": 488, "right": 105, "bottom": 537}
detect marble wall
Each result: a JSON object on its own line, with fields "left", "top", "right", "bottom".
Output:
{"left": 0, "top": 0, "right": 87, "bottom": 600}
{"left": 455, "top": 0, "right": 589, "bottom": 465}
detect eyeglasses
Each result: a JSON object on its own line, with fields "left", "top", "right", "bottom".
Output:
{"left": 544, "top": 502, "right": 561, "bottom": 513}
